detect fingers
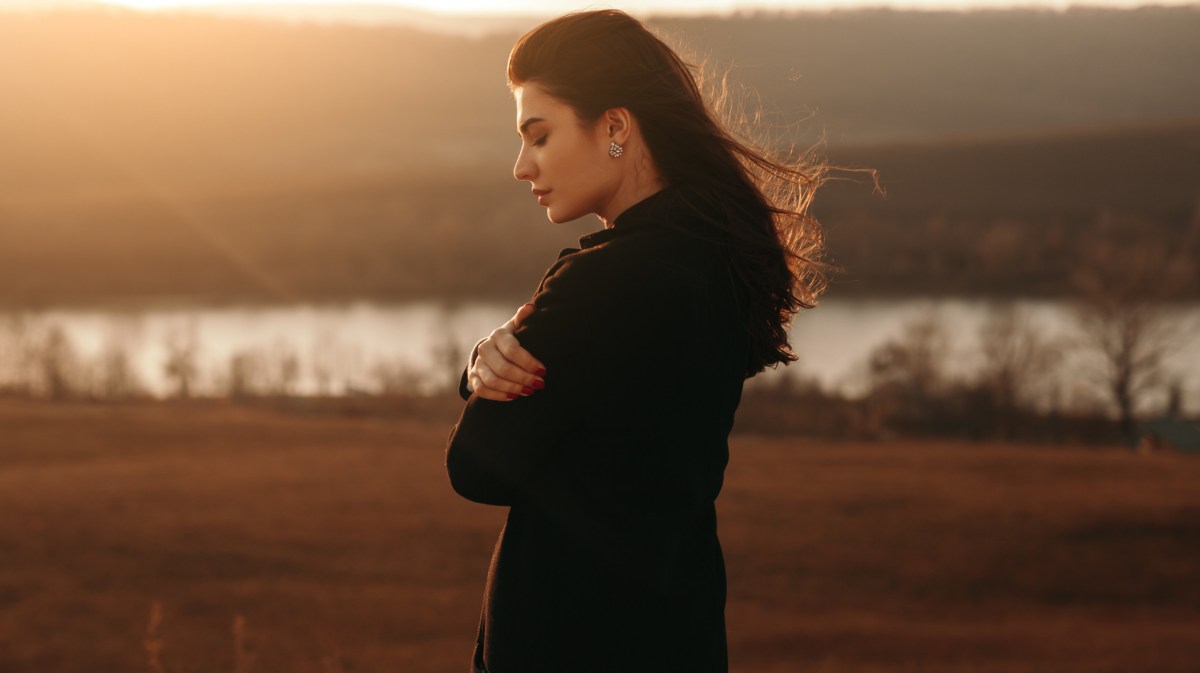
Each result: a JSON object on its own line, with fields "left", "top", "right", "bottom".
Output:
{"left": 507, "top": 303, "right": 546, "bottom": 378}
{"left": 468, "top": 303, "right": 547, "bottom": 402}
{"left": 478, "top": 338, "right": 545, "bottom": 389}
{"left": 468, "top": 371, "right": 516, "bottom": 402}
{"left": 495, "top": 332, "right": 546, "bottom": 384}
{"left": 470, "top": 358, "right": 530, "bottom": 401}
{"left": 511, "top": 302, "right": 535, "bottom": 328}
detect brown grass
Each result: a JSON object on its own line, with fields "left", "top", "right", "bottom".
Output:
{"left": 0, "top": 399, "right": 1197, "bottom": 672}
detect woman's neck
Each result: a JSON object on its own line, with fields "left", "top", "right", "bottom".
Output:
{"left": 598, "top": 184, "right": 661, "bottom": 229}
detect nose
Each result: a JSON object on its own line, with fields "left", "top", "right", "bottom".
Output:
{"left": 513, "top": 145, "right": 536, "bottom": 182}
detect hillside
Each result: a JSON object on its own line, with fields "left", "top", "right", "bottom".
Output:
{"left": 2, "top": 119, "right": 1197, "bottom": 305}
{"left": 1, "top": 6, "right": 1198, "bottom": 194}
{"left": 1, "top": 7, "right": 1198, "bottom": 304}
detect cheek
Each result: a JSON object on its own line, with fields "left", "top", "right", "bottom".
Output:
{"left": 561, "top": 131, "right": 598, "bottom": 168}
{"left": 564, "top": 143, "right": 605, "bottom": 189}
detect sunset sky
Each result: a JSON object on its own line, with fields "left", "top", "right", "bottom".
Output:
{"left": 84, "top": 0, "right": 1198, "bottom": 14}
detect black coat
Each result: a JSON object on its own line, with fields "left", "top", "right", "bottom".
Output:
{"left": 446, "top": 187, "right": 748, "bottom": 673}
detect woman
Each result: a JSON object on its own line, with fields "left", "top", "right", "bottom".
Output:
{"left": 445, "top": 10, "right": 827, "bottom": 673}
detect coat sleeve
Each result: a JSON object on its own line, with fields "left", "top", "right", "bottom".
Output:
{"left": 456, "top": 248, "right": 577, "bottom": 403}
{"left": 445, "top": 250, "right": 673, "bottom": 506}
{"left": 457, "top": 337, "right": 488, "bottom": 401}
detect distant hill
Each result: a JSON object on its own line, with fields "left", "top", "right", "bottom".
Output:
{"left": 1, "top": 119, "right": 1196, "bottom": 305}
{"left": 820, "top": 117, "right": 1200, "bottom": 215}
{"left": 816, "top": 119, "right": 1200, "bottom": 297}
{"left": 1, "top": 6, "right": 1198, "bottom": 196}
{"left": 2, "top": 6, "right": 1198, "bottom": 305}
{"left": 655, "top": 7, "right": 1200, "bottom": 144}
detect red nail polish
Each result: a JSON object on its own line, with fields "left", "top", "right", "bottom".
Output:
{"left": 506, "top": 392, "right": 517, "bottom": 399}
{"left": 531, "top": 380, "right": 544, "bottom": 390}
{"left": 535, "top": 367, "right": 546, "bottom": 377}
{"left": 522, "top": 386, "right": 534, "bottom": 395}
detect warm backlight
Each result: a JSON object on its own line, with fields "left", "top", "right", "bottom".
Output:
{"left": 90, "top": 0, "right": 558, "bottom": 13}
{"left": 86, "top": 0, "right": 680, "bottom": 14}
{"left": 82, "top": 0, "right": 1181, "bottom": 15}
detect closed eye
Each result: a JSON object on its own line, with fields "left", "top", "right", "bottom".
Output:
{"left": 533, "top": 135, "right": 548, "bottom": 147}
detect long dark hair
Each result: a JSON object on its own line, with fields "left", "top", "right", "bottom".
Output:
{"left": 509, "top": 9, "right": 831, "bottom": 378}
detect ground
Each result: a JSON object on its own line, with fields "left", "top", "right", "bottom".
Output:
{"left": 0, "top": 398, "right": 1197, "bottom": 672}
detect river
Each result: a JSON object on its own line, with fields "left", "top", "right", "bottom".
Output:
{"left": 1, "top": 298, "right": 1196, "bottom": 413}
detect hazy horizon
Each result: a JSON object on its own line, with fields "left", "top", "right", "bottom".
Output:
{"left": 83, "top": 0, "right": 1200, "bottom": 11}
{"left": 3, "top": 1, "right": 1195, "bottom": 39}
{"left": 3, "top": 3, "right": 1197, "bottom": 307}
{"left": 8, "top": 0, "right": 1199, "bottom": 23}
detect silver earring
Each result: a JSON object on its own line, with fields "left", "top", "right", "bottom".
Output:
{"left": 608, "top": 141, "right": 624, "bottom": 158}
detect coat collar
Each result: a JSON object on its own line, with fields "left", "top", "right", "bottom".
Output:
{"left": 578, "top": 187, "right": 677, "bottom": 250}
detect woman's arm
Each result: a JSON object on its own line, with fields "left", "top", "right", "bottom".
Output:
{"left": 445, "top": 249, "right": 676, "bottom": 506}
{"left": 458, "top": 304, "right": 546, "bottom": 401}
{"left": 458, "top": 247, "right": 580, "bottom": 402}
{"left": 457, "top": 337, "right": 487, "bottom": 400}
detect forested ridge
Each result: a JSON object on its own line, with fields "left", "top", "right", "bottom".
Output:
{"left": 2, "top": 6, "right": 1197, "bottom": 305}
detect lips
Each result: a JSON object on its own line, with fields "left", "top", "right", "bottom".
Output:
{"left": 532, "top": 188, "right": 551, "bottom": 205}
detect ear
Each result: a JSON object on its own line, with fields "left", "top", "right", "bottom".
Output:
{"left": 599, "top": 107, "right": 633, "bottom": 145}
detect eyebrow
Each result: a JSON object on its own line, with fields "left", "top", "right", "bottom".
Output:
{"left": 518, "top": 117, "right": 545, "bottom": 136}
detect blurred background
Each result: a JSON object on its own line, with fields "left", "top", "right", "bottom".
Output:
{"left": 1, "top": 1, "right": 1198, "bottom": 671}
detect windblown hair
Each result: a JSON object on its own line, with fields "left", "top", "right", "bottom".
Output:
{"left": 508, "top": 9, "right": 834, "bottom": 378}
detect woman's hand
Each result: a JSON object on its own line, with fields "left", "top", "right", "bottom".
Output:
{"left": 468, "top": 303, "right": 547, "bottom": 401}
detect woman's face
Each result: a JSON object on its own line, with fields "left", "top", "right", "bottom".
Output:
{"left": 512, "top": 83, "right": 618, "bottom": 224}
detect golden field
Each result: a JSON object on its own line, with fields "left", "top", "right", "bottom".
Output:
{"left": 0, "top": 398, "right": 1197, "bottom": 672}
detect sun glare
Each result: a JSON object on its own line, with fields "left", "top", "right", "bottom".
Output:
{"left": 92, "top": 0, "right": 223, "bottom": 9}
{"left": 89, "top": 0, "right": 621, "bottom": 14}
{"left": 86, "top": 0, "right": 1187, "bottom": 15}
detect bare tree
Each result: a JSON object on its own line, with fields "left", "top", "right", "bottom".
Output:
{"left": 974, "top": 305, "right": 1063, "bottom": 439}
{"left": 162, "top": 322, "right": 200, "bottom": 399}
{"left": 1163, "top": 378, "right": 1184, "bottom": 419}
{"left": 867, "top": 309, "right": 949, "bottom": 399}
{"left": 372, "top": 358, "right": 423, "bottom": 396}
{"left": 267, "top": 341, "right": 300, "bottom": 396}
{"left": 863, "top": 309, "right": 951, "bottom": 435}
{"left": 226, "top": 350, "right": 266, "bottom": 398}
{"left": 0, "top": 314, "right": 33, "bottom": 395}
{"left": 429, "top": 308, "right": 466, "bottom": 395}
{"left": 98, "top": 320, "right": 147, "bottom": 400}
{"left": 1070, "top": 211, "right": 1196, "bottom": 441}
{"left": 35, "top": 324, "right": 80, "bottom": 401}
{"left": 309, "top": 330, "right": 337, "bottom": 397}
{"left": 278, "top": 351, "right": 301, "bottom": 396}
{"left": 99, "top": 340, "right": 146, "bottom": 400}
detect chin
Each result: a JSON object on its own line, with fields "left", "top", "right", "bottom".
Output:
{"left": 545, "top": 206, "right": 586, "bottom": 224}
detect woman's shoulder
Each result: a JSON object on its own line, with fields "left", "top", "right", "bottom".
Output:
{"left": 554, "top": 223, "right": 723, "bottom": 298}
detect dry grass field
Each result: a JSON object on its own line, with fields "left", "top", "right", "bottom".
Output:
{"left": 0, "top": 398, "right": 1197, "bottom": 672}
